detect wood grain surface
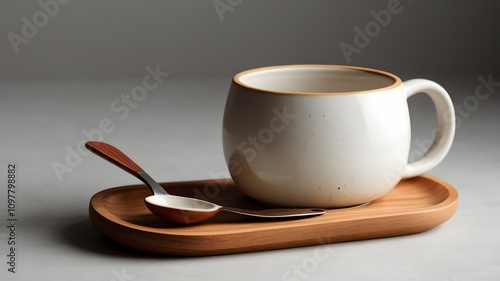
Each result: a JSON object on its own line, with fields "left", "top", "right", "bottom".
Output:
{"left": 89, "top": 174, "right": 458, "bottom": 256}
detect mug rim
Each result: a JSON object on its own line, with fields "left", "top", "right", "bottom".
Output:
{"left": 233, "top": 64, "right": 402, "bottom": 95}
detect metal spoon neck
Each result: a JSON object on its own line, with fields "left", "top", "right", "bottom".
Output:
{"left": 136, "top": 171, "right": 170, "bottom": 196}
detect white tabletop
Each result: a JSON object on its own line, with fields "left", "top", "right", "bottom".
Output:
{"left": 1, "top": 74, "right": 499, "bottom": 280}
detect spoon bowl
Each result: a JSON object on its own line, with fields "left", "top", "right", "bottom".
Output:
{"left": 144, "top": 194, "right": 222, "bottom": 224}
{"left": 85, "top": 141, "right": 325, "bottom": 224}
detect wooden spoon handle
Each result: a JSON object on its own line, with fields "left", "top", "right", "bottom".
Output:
{"left": 85, "top": 141, "right": 144, "bottom": 175}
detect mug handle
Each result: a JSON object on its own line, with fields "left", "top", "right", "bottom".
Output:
{"left": 401, "top": 79, "right": 455, "bottom": 178}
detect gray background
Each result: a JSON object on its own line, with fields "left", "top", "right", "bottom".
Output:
{"left": 1, "top": 0, "right": 499, "bottom": 280}
{"left": 1, "top": 0, "right": 499, "bottom": 78}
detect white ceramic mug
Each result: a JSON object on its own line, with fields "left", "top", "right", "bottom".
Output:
{"left": 222, "top": 65, "right": 455, "bottom": 208}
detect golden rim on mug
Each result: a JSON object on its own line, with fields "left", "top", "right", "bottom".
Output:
{"left": 233, "top": 64, "right": 403, "bottom": 95}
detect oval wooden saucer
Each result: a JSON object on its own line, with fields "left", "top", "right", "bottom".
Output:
{"left": 89, "top": 174, "right": 458, "bottom": 256}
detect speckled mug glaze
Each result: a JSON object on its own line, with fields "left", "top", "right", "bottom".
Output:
{"left": 223, "top": 65, "right": 455, "bottom": 208}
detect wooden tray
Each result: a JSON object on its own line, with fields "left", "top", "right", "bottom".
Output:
{"left": 89, "top": 174, "right": 458, "bottom": 256}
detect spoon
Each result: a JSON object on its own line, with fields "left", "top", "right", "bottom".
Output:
{"left": 85, "top": 141, "right": 326, "bottom": 224}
